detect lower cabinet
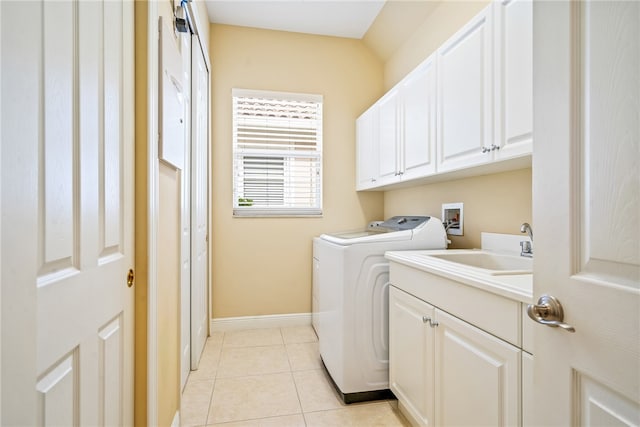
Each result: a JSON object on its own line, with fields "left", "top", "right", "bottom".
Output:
{"left": 522, "top": 351, "right": 534, "bottom": 426}
{"left": 389, "top": 286, "right": 435, "bottom": 426}
{"left": 390, "top": 286, "right": 521, "bottom": 427}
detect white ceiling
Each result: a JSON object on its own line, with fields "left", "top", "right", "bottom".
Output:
{"left": 203, "top": 0, "right": 387, "bottom": 39}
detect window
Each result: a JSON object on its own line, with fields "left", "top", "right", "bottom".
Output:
{"left": 232, "top": 89, "right": 323, "bottom": 216}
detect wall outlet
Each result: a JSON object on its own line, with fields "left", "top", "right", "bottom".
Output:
{"left": 442, "top": 202, "right": 464, "bottom": 236}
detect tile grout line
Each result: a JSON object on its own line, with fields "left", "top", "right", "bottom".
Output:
{"left": 281, "top": 326, "right": 308, "bottom": 424}
{"left": 205, "top": 332, "right": 224, "bottom": 426}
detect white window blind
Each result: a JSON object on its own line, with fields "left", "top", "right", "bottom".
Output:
{"left": 232, "top": 89, "right": 323, "bottom": 216}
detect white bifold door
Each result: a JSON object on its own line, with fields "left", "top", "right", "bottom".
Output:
{"left": 190, "top": 34, "right": 210, "bottom": 372}
{"left": 1, "top": 1, "right": 135, "bottom": 425}
{"left": 177, "top": 29, "right": 210, "bottom": 389}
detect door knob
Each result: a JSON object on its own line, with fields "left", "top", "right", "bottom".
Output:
{"left": 127, "top": 269, "right": 135, "bottom": 288}
{"left": 527, "top": 294, "right": 575, "bottom": 333}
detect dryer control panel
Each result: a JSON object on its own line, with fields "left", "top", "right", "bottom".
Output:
{"left": 374, "top": 216, "right": 430, "bottom": 232}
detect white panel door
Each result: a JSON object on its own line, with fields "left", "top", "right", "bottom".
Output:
{"left": 389, "top": 286, "right": 435, "bottom": 427}
{"left": 494, "top": 0, "right": 533, "bottom": 160}
{"left": 437, "top": 5, "right": 494, "bottom": 172}
{"left": 533, "top": 1, "right": 639, "bottom": 425}
{"left": 435, "top": 310, "right": 520, "bottom": 427}
{"left": 1, "top": 1, "right": 134, "bottom": 425}
{"left": 377, "top": 89, "right": 399, "bottom": 185}
{"left": 180, "top": 28, "right": 192, "bottom": 390}
{"left": 401, "top": 55, "right": 437, "bottom": 181}
{"left": 356, "top": 106, "right": 378, "bottom": 190}
{"left": 190, "top": 35, "right": 210, "bottom": 369}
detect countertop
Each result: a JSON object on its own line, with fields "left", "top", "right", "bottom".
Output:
{"left": 385, "top": 249, "right": 533, "bottom": 304}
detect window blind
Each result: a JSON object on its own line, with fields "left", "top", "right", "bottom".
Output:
{"left": 232, "top": 89, "right": 323, "bottom": 216}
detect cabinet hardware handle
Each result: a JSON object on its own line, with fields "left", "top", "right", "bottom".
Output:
{"left": 481, "top": 146, "right": 491, "bottom": 153}
{"left": 491, "top": 144, "right": 501, "bottom": 151}
{"left": 422, "top": 316, "right": 439, "bottom": 327}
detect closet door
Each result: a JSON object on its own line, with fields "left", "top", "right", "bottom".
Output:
{"left": 190, "top": 35, "right": 210, "bottom": 369}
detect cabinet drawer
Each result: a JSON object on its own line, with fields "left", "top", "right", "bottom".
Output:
{"left": 390, "top": 262, "right": 521, "bottom": 346}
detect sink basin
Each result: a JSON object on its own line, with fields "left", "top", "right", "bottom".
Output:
{"left": 425, "top": 251, "right": 532, "bottom": 275}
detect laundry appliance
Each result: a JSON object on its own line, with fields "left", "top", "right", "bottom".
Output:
{"left": 312, "top": 216, "right": 447, "bottom": 403}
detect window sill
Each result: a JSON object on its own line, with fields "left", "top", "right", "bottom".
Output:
{"left": 233, "top": 208, "right": 323, "bottom": 218}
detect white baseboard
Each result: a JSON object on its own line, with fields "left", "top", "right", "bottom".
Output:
{"left": 211, "top": 312, "right": 312, "bottom": 332}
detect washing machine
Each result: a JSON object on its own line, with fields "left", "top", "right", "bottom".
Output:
{"left": 312, "top": 216, "right": 447, "bottom": 403}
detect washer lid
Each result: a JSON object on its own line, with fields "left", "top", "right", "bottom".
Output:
{"left": 320, "top": 228, "right": 413, "bottom": 245}
{"left": 319, "top": 216, "right": 431, "bottom": 245}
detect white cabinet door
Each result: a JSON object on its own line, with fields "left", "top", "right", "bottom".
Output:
{"left": 389, "top": 286, "right": 435, "bottom": 427}
{"left": 494, "top": 0, "right": 533, "bottom": 160}
{"left": 437, "top": 5, "right": 494, "bottom": 172}
{"left": 435, "top": 310, "right": 520, "bottom": 427}
{"left": 401, "top": 55, "right": 437, "bottom": 181}
{"left": 522, "top": 352, "right": 534, "bottom": 427}
{"left": 377, "top": 89, "right": 400, "bottom": 185}
{"left": 356, "top": 106, "right": 378, "bottom": 190}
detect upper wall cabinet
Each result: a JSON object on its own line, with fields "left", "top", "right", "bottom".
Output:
{"left": 494, "top": 0, "right": 533, "bottom": 159}
{"left": 377, "top": 88, "right": 401, "bottom": 185}
{"left": 356, "top": 0, "right": 532, "bottom": 191}
{"left": 436, "top": 6, "right": 494, "bottom": 173}
{"left": 356, "top": 55, "right": 437, "bottom": 191}
{"left": 401, "top": 57, "right": 437, "bottom": 181}
{"left": 356, "top": 104, "right": 379, "bottom": 190}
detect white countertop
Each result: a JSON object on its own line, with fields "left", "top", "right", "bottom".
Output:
{"left": 385, "top": 249, "right": 533, "bottom": 304}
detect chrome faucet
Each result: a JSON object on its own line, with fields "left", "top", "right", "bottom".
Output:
{"left": 520, "top": 223, "right": 533, "bottom": 257}
{"left": 520, "top": 222, "right": 533, "bottom": 241}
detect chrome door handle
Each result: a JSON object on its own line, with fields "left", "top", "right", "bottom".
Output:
{"left": 527, "top": 294, "right": 575, "bottom": 333}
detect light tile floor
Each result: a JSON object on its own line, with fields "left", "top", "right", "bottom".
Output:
{"left": 181, "top": 326, "right": 410, "bottom": 427}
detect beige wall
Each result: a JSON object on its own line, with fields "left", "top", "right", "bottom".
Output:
{"left": 157, "top": 163, "right": 181, "bottom": 427}
{"left": 381, "top": 0, "right": 532, "bottom": 248}
{"left": 134, "top": 3, "right": 148, "bottom": 425}
{"left": 210, "top": 24, "right": 384, "bottom": 318}
{"left": 383, "top": 0, "right": 490, "bottom": 88}
{"left": 384, "top": 169, "right": 532, "bottom": 249}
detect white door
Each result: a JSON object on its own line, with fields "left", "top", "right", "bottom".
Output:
{"left": 377, "top": 89, "right": 399, "bottom": 185}
{"left": 401, "top": 55, "right": 437, "bottom": 181}
{"left": 493, "top": 0, "right": 533, "bottom": 160}
{"left": 532, "top": 1, "right": 639, "bottom": 425}
{"left": 435, "top": 310, "right": 520, "bottom": 427}
{"left": 356, "top": 106, "right": 378, "bottom": 190}
{"left": 436, "top": 4, "right": 493, "bottom": 172}
{"left": 389, "top": 286, "right": 435, "bottom": 427}
{"left": 1, "top": 1, "right": 135, "bottom": 425}
{"left": 180, "top": 29, "right": 193, "bottom": 390}
{"left": 190, "top": 35, "right": 210, "bottom": 368}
